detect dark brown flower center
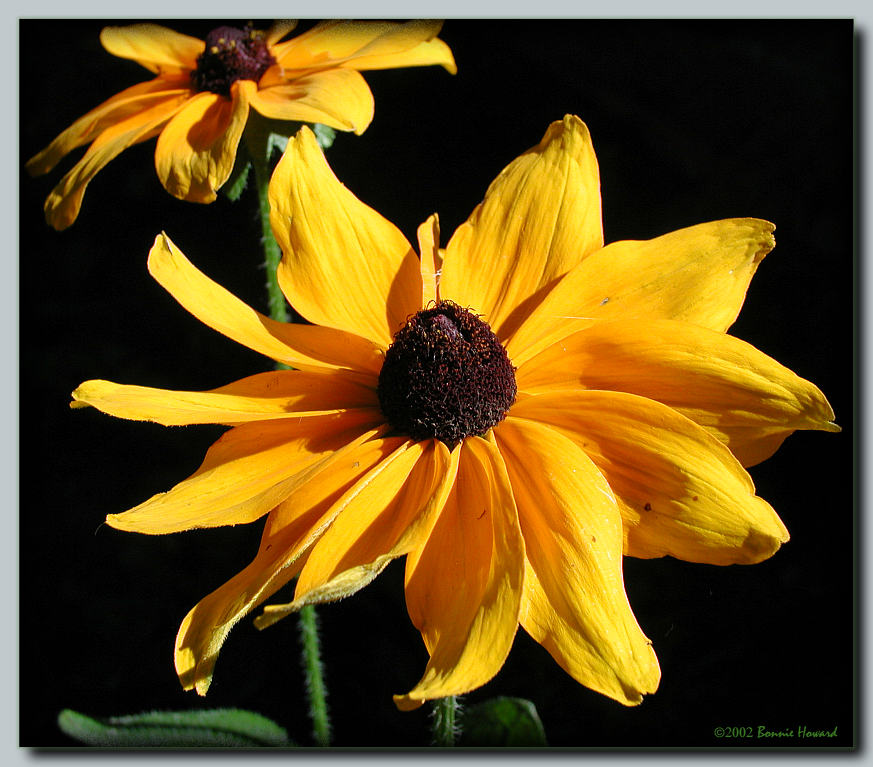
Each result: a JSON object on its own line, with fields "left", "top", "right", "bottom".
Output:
{"left": 378, "top": 301, "right": 517, "bottom": 449}
{"left": 191, "top": 25, "right": 275, "bottom": 97}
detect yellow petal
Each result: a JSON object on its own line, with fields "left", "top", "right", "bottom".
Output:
{"left": 71, "top": 369, "right": 377, "bottom": 425}
{"left": 495, "top": 417, "right": 660, "bottom": 705}
{"left": 256, "top": 439, "right": 457, "bottom": 627}
{"left": 155, "top": 80, "right": 254, "bottom": 203}
{"left": 507, "top": 219, "right": 776, "bottom": 365}
{"left": 250, "top": 69, "right": 374, "bottom": 134}
{"left": 417, "top": 214, "right": 442, "bottom": 307}
{"left": 106, "top": 412, "right": 383, "bottom": 534}
{"left": 394, "top": 435, "right": 524, "bottom": 710}
{"left": 516, "top": 318, "right": 839, "bottom": 466}
{"left": 265, "top": 20, "right": 298, "bottom": 47}
{"left": 25, "top": 78, "right": 190, "bottom": 177}
{"left": 38, "top": 93, "right": 189, "bottom": 230}
{"left": 176, "top": 432, "right": 400, "bottom": 695}
{"left": 511, "top": 390, "right": 790, "bottom": 564}
{"left": 270, "top": 126, "right": 422, "bottom": 346}
{"left": 148, "top": 233, "right": 384, "bottom": 376}
{"left": 440, "top": 115, "right": 603, "bottom": 341}
{"left": 273, "top": 20, "right": 456, "bottom": 74}
{"left": 100, "top": 24, "right": 204, "bottom": 73}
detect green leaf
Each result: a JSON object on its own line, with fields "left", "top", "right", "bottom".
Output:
{"left": 268, "top": 132, "right": 290, "bottom": 156}
{"left": 458, "top": 697, "right": 548, "bottom": 747}
{"left": 222, "top": 152, "right": 251, "bottom": 202}
{"left": 58, "top": 708, "right": 293, "bottom": 747}
{"left": 313, "top": 124, "right": 336, "bottom": 151}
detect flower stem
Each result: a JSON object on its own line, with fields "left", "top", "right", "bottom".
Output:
{"left": 431, "top": 696, "right": 460, "bottom": 747}
{"left": 298, "top": 603, "right": 331, "bottom": 747}
{"left": 246, "top": 119, "right": 331, "bottom": 746}
{"left": 247, "top": 126, "right": 289, "bottom": 326}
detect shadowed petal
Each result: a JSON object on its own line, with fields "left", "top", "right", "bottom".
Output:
{"left": 25, "top": 78, "right": 190, "bottom": 177}
{"left": 250, "top": 69, "right": 374, "bottom": 134}
{"left": 511, "top": 390, "right": 790, "bottom": 564}
{"left": 37, "top": 93, "right": 190, "bottom": 230}
{"left": 507, "top": 219, "right": 776, "bottom": 364}
{"left": 175, "top": 432, "right": 403, "bottom": 695}
{"left": 255, "top": 438, "right": 458, "bottom": 627}
{"left": 270, "top": 126, "right": 422, "bottom": 346}
{"left": 148, "top": 233, "right": 385, "bottom": 376}
{"left": 495, "top": 417, "right": 660, "bottom": 705}
{"left": 394, "top": 435, "right": 524, "bottom": 710}
{"left": 155, "top": 80, "right": 254, "bottom": 202}
{"left": 440, "top": 115, "right": 602, "bottom": 341}
{"left": 516, "top": 318, "right": 839, "bottom": 466}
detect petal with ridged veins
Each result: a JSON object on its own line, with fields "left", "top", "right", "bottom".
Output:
{"left": 507, "top": 218, "right": 776, "bottom": 364}
{"left": 494, "top": 416, "right": 660, "bottom": 705}
{"left": 516, "top": 318, "right": 839, "bottom": 466}
{"left": 441, "top": 115, "right": 603, "bottom": 342}
{"left": 511, "top": 390, "right": 791, "bottom": 564}
{"left": 106, "top": 412, "right": 383, "bottom": 534}
{"left": 255, "top": 438, "right": 457, "bottom": 627}
{"left": 175, "top": 432, "right": 403, "bottom": 695}
{"left": 394, "top": 435, "right": 524, "bottom": 710}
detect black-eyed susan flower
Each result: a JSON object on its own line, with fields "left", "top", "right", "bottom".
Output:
{"left": 71, "top": 115, "right": 838, "bottom": 709}
{"left": 26, "top": 20, "right": 455, "bottom": 230}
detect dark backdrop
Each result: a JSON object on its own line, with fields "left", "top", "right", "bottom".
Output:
{"left": 19, "top": 19, "right": 855, "bottom": 748}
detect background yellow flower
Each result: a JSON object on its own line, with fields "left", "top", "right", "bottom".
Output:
{"left": 19, "top": 19, "right": 853, "bottom": 747}
{"left": 25, "top": 19, "right": 455, "bottom": 230}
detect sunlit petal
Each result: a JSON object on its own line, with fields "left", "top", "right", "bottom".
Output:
{"left": 516, "top": 318, "right": 839, "bottom": 466}
{"left": 512, "top": 390, "right": 790, "bottom": 564}
{"left": 107, "top": 413, "right": 383, "bottom": 534}
{"left": 100, "top": 24, "right": 204, "bottom": 73}
{"left": 148, "top": 233, "right": 385, "bottom": 376}
{"left": 270, "top": 126, "right": 422, "bottom": 346}
{"left": 71, "top": 369, "right": 377, "bottom": 426}
{"left": 441, "top": 115, "right": 602, "bottom": 341}
{"left": 495, "top": 417, "right": 660, "bottom": 705}
{"left": 508, "top": 219, "right": 776, "bottom": 364}
{"left": 273, "top": 20, "right": 455, "bottom": 74}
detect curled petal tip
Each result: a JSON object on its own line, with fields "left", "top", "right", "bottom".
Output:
{"left": 392, "top": 693, "right": 425, "bottom": 712}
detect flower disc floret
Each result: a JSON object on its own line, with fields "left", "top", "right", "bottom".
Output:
{"left": 191, "top": 25, "right": 275, "bottom": 97}
{"left": 378, "top": 300, "right": 517, "bottom": 448}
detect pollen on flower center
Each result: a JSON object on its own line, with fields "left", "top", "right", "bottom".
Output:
{"left": 191, "top": 25, "right": 275, "bottom": 97}
{"left": 378, "top": 301, "right": 517, "bottom": 449}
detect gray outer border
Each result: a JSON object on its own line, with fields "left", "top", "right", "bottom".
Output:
{"left": 7, "top": 1, "right": 868, "bottom": 764}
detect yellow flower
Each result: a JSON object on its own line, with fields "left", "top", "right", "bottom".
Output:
{"left": 71, "top": 115, "right": 838, "bottom": 710}
{"left": 26, "top": 20, "right": 456, "bottom": 230}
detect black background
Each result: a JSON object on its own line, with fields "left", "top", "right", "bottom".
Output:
{"left": 19, "top": 19, "right": 855, "bottom": 749}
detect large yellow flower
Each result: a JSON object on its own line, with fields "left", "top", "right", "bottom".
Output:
{"left": 26, "top": 20, "right": 455, "bottom": 230}
{"left": 72, "top": 115, "right": 838, "bottom": 710}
